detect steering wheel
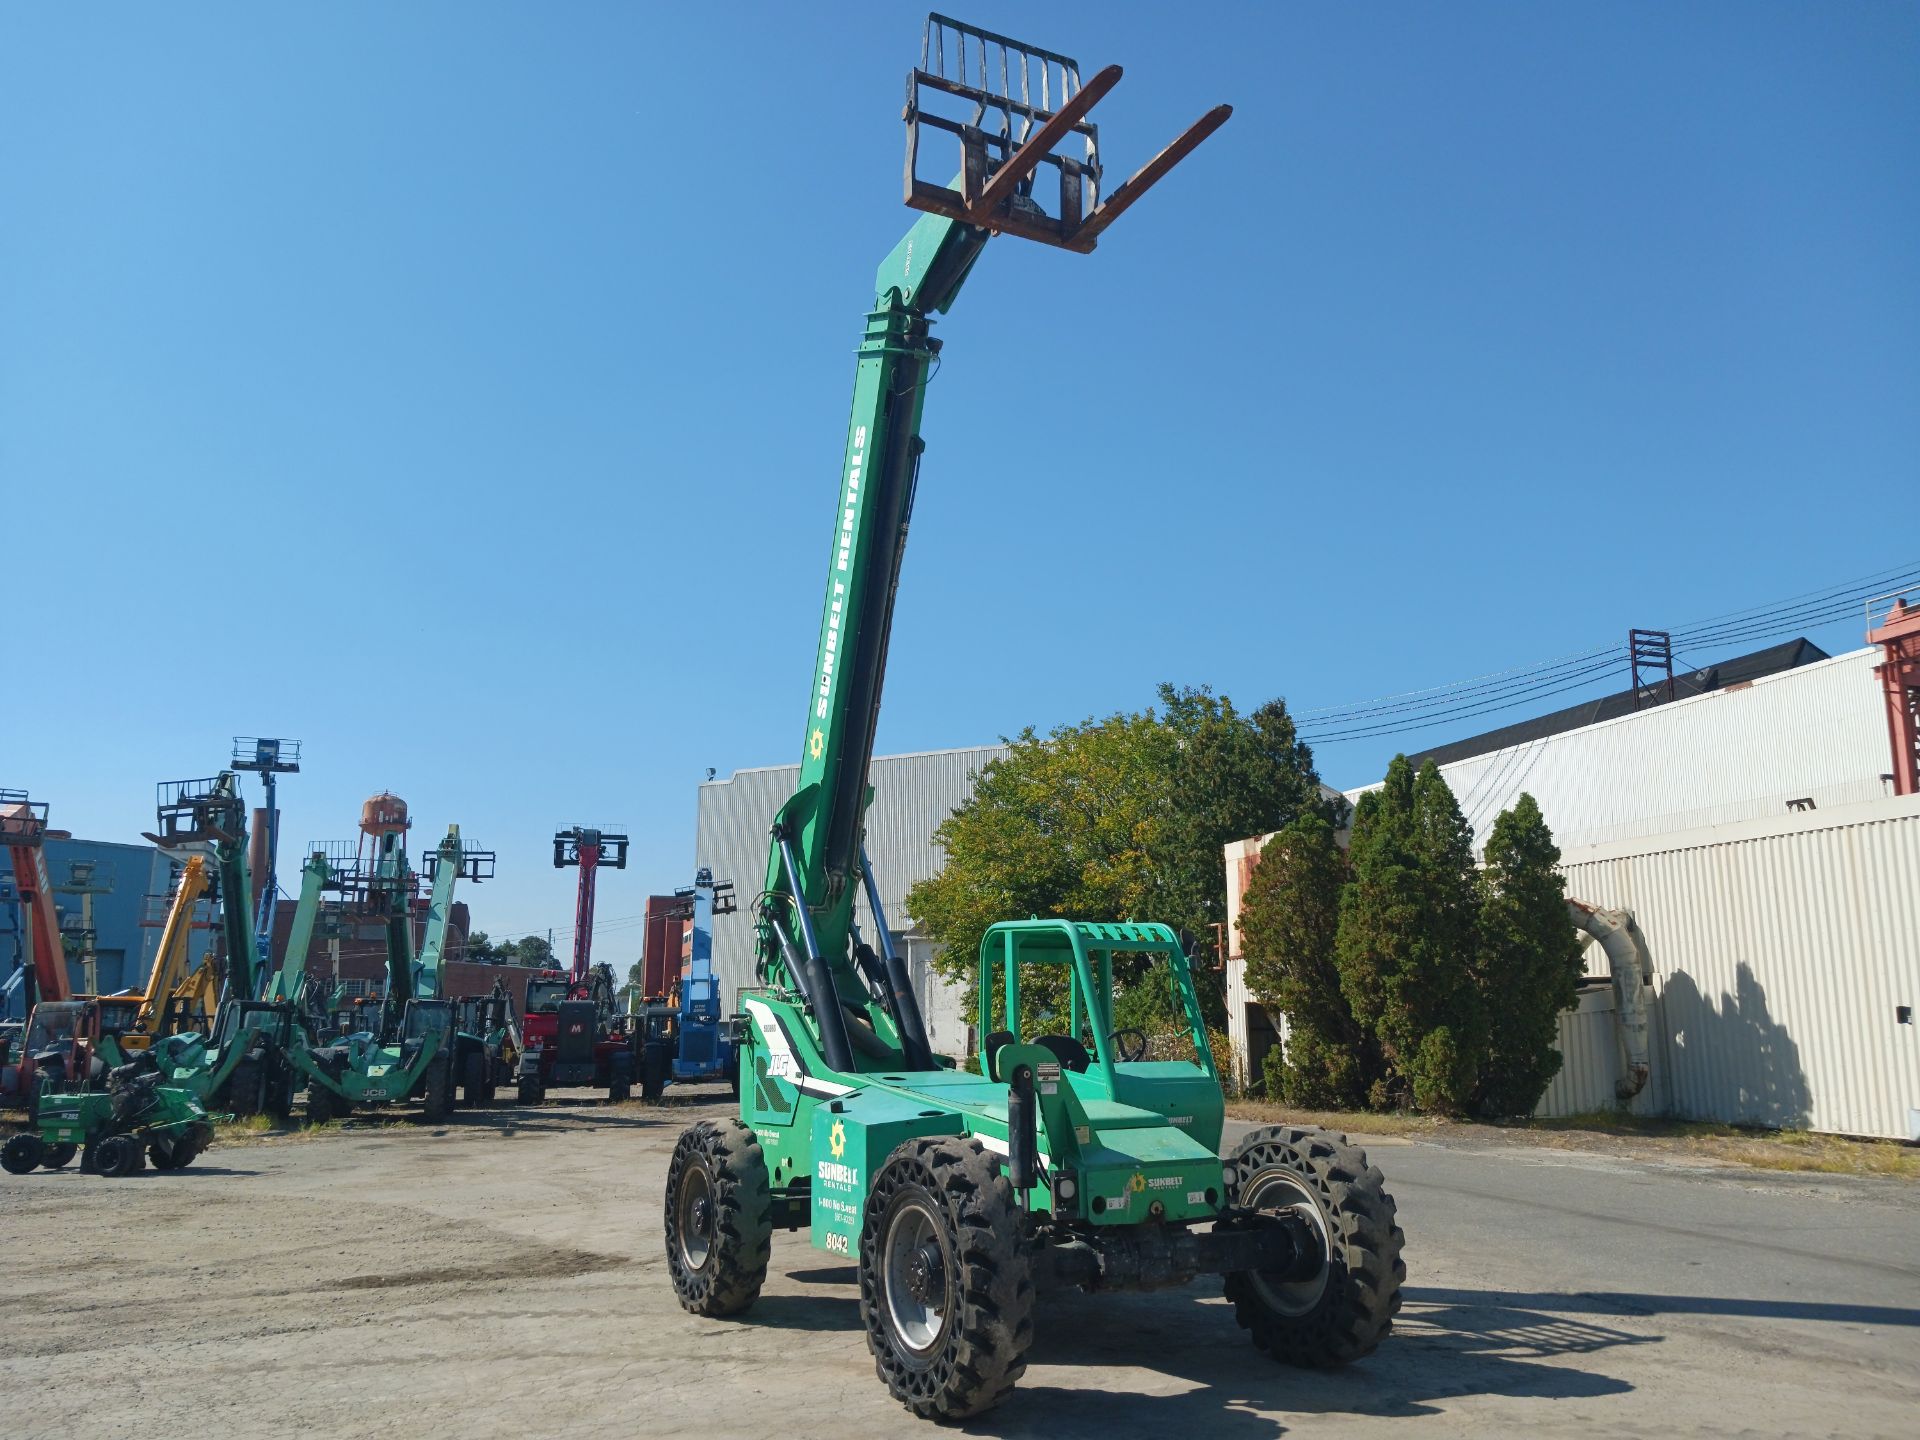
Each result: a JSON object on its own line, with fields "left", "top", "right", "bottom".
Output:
{"left": 1107, "top": 1027, "right": 1149, "bottom": 1063}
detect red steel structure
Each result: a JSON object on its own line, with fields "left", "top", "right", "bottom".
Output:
{"left": 1870, "top": 593, "right": 1920, "bottom": 797}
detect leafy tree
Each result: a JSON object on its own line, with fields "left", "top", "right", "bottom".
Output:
{"left": 908, "top": 685, "right": 1326, "bottom": 1032}
{"left": 1238, "top": 814, "right": 1373, "bottom": 1106}
{"left": 463, "top": 932, "right": 556, "bottom": 968}
{"left": 1474, "top": 793, "right": 1584, "bottom": 1116}
{"left": 1336, "top": 756, "right": 1483, "bottom": 1113}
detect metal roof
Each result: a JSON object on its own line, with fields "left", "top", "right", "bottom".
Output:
{"left": 1350, "top": 647, "right": 1893, "bottom": 854}
{"left": 1408, "top": 638, "right": 1830, "bottom": 770}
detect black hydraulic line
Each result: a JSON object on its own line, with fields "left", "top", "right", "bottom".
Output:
{"left": 861, "top": 844, "right": 935, "bottom": 1069}
{"left": 778, "top": 832, "right": 855, "bottom": 1074}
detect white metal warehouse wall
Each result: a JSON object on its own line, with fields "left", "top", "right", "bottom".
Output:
{"left": 1559, "top": 795, "right": 1920, "bottom": 1140}
{"left": 693, "top": 745, "right": 1008, "bottom": 1056}
{"left": 1348, "top": 648, "right": 1891, "bottom": 855}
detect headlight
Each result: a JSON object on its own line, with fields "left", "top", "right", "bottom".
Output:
{"left": 1055, "top": 1177, "right": 1077, "bottom": 1201}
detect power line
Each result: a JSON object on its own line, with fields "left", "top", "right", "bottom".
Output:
{"left": 1299, "top": 561, "right": 1912, "bottom": 746}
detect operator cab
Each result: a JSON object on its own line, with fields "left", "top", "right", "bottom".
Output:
{"left": 976, "top": 919, "right": 1224, "bottom": 1153}
{"left": 524, "top": 977, "right": 570, "bottom": 1015}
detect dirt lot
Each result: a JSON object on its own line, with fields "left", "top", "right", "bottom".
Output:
{"left": 3, "top": 1095, "right": 1916, "bottom": 1439}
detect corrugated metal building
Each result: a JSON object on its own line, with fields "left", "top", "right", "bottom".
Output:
{"left": 2, "top": 838, "right": 215, "bottom": 1007}
{"left": 1556, "top": 795, "right": 1920, "bottom": 1141}
{"left": 694, "top": 745, "right": 1008, "bottom": 1055}
{"left": 1227, "top": 642, "right": 1918, "bottom": 1137}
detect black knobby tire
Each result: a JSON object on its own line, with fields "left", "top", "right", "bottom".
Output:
{"left": 517, "top": 1077, "right": 543, "bottom": 1106}
{"left": 2, "top": 1132, "right": 43, "bottom": 1175}
{"left": 41, "top": 1142, "right": 77, "bottom": 1170}
{"left": 858, "top": 1136, "right": 1034, "bottom": 1422}
{"left": 306, "top": 1080, "right": 340, "bottom": 1126}
{"left": 641, "top": 1042, "right": 670, "bottom": 1102}
{"left": 1223, "top": 1125, "right": 1405, "bottom": 1368}
{"left": 664, "top": 1119, "right": 772, "bottom": 1318}
{"left": 462, "top": 1051, "right": 487, "bottom": 1109}
{"left": 266, "top": 1065, "right": 296, "bottom": 1120}
{"left": 95, "top": 1133, "right": 142, "bottom": 1178}
{"left": 226, "top": 1061, "right": 265, "bottom": 1118}
{"left": 609, "top": 1056, "right": 633, "bottom": 1104}
{"left": 421, "top": 1056, "right": 453, "bottom": 1124}
{"left": 149, "top": 1140, "right": 191, "bottom": 1171}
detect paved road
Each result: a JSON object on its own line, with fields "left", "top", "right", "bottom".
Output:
{"left": 1, "top": 1100, "right": 1913, "bottom": 1438}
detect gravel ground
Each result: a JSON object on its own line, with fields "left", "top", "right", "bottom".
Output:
{"left": 2, "top": 1095, "right": 1914, "bottom": 1438}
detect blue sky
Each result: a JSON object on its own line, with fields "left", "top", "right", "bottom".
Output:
{"left": 3, "top": 3, "right": 1914, "bottom": 955}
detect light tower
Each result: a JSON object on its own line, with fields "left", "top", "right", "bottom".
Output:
{"left": 233, "top": 737, "right": 301, "bottom": 976}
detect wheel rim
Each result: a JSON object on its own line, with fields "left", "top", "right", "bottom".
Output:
{"left": 678, "top": 1163, "right": 715, "bottom": 1270}
{"left": 1242, "top": 1168, "right": 1333, "bottom": 1316}
{"left": 882, "top": 1197, "right": 950, "bottom": 1356}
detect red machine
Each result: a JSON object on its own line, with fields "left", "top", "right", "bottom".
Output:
{"left": 2, "top": 789, "right": 76, "bottom": 1109}
{"left": 514, "top": 828, "right": 636, "bottom": 1104}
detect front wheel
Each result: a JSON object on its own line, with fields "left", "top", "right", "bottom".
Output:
{"left": 641, "top": 1041, "right": 670, "bottom": 1101}
{"left": 517, "top": 1077, "right": 543, "bottom": 1106}
{"left": 664, "top": 1119, "right": 772, "bottom": 1317}
{"left": 1223, "top": 1125, "right": 1405, "bottom": 1368}
{"left": 421, "top": 1056, "right": 453, "bottom": 1124}
{"left": 1, "top": 1132, "right": 43, "bottom": 1174}
{"left": 226, "top": 1061, "right": 265, "bottom": 1118}
{"left": 859, "top": 1137, "right": 1033, "bottom": 1422}
{"left": 462, "top": 1052, "right": 487, "bottom": 1108}
{"left": 306, "top": 1081, "right": 340, "bottom": 1126}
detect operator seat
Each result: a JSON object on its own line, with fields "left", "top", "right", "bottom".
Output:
{"left": 983, "top": 1030, "right": 1016, "bottom": 1081}
{"left": 1033, "top": 1034, "right": 1092, "bottom": 1074}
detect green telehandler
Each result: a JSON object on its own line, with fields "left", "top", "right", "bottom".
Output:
{"left": 295, "top": 823, "right": 494, "bottom": 1124}
{"left": 662, "top": 16, "right": 1404, "bottom": 1421}
{"left": 142, "top": 774, "right": 305, "bottom": 1117}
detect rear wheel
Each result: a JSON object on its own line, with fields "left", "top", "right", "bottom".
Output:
{"left": 859, "top": 1136, "right": 1033, "bottom": 1422}
{"left": 421, "top": 1056, "right": 453, "bottom": 1124}
{"left": 609, "top": 1055, "right": 633, "bottom": 1104}
{"left": 1223, "top": 1125, "right": 1404, "bottom": 1368}
{"left": 95, "top": 1134, "right": 142, "bottom": 1178}
{"left": 517, "top": 1077, "right": 544, "bottom": 1106}
{"left": 41, "top": 1142, "right": 77, "bottom": 1170}
{"left": 1, "top": 1132, "right": 43, "bottom": 1174}
{"left": 665, "top": 1119, "right": 772, "bottom": 1317}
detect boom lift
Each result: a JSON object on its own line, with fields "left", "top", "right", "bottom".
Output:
{"left": 663, "top": 17, "right": 1403, "bottom": 1422}
{"left": 514, "top": 827, "right": 637, "bottom": 1104}
{"left": 297, "top": 822, "right": 494, "bottom": 1124}
{"left": 127, "top": 854, "right": 214, "bottom": 1048}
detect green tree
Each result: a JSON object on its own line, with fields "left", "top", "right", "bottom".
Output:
{"left": 1474, "top": 793, "right": 1584, "bottom": 1116}
{"left": 1335, "top": 756, "right": 1483, "bottom": 1113}
{"left": 908, "top": 685, "right": 1326, "bottom": 1032}
{"left": 1237, "top": 814, "right": 1373, "bottom": 1106}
